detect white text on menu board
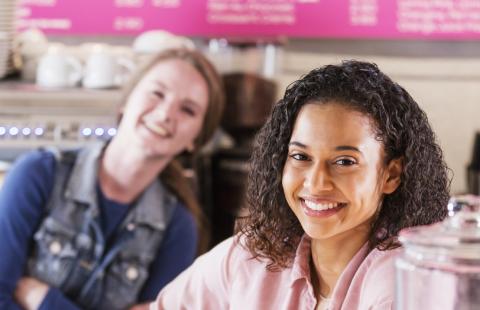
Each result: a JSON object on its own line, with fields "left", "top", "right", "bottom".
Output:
{"left": 114, "top": 0, "right": 180, "bottom": 8}
{"left": 113, "top": 0, "right": 181, "bottom": 30}
{"left": 207, "top": 0, "right": 320, "bottom": 25}
{"left": 350, "top": 0, "right": 379, "bottom": 26}
{"left": 397, "top": 0, "right": 480, "bottom": 34}
{"left": 18, "top": 0, "right": 70, "bottom": 30}
{"left": 18, "top": 0, "right": 182, "bottom": 32}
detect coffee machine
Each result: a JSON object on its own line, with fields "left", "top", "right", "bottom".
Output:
{"left": 467, "top": 132, "right": 480, "bottom": 195}
{"left": 202, "top": 39, "right": 280, "bottom": 247}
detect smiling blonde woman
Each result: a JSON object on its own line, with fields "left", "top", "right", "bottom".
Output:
{"left": 0, "top": 49, "right": 224, "bottom": 310}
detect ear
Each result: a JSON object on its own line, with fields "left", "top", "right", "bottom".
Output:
{"left": 382, "top": 157, "right": 403, "bottom": 194}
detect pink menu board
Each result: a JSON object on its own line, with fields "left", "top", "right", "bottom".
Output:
{"left": 16, "top": 0, "right": 480, "bottom": 39}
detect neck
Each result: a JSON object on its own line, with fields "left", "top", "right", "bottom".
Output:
{"left": 309, "top": 224, "right": 370, "bottom": 299}
{"left": 99, "top": 137, "right": 171, "bottom": 204}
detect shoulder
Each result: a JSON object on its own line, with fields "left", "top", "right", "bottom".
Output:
{"left": 164, "top": 202, "right": 197, "bottom": 243}
{"left": 363, "top": 246, "right": 400, "bottom": 280}
{"left": 186, "top": 234, "right": 262, "bottom": 280}
{"left": 357, "top": 247, "right": 401, "bottom": 307}
{"left": 161, "top": 202, "right": 198, "bottom": 253}
{"left": 154, "top": 235, "right": 263, "bottom": 308}
{"left": 154, "top": 234, "right": 295, "bottom": 309}
{"left": 0, "top": 150, "right": 58, "bottom": 235}
{"left": 198, "top": 234, "right": 273, "bottom": 286}
{"left": 219, "top": 234, "right": 263, "bottom": 266}
{"left": 11, "top": 149, "right": 57, "bottom": 174}
{"left": 2, "top": 150, "right": 57, "bottom": 194}
{"left": 196, "top": 235, "right": 251, "bottom": 266}
{"left": 170, "top": 202, "right": 195, "bottom": 226}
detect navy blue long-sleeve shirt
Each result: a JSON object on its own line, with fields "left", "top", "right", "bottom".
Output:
{"left": 0, "top": 151, "right": 198, "bottom": 309}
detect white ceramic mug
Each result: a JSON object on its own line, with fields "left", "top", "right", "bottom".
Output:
{"left": 17, "top": 29, "right": 49, "bottom": 82}
{"left": 36, "top": 52, "right": 82, "bottom": 88}
{"left": 21, "top": 57, "right": 38, "bottom": 81}
{"left": 16, "top": 28, "right": 48, "bottom": 57}
{"left": 82, "top": 51, "right": 135, "bottom": 89}
{"left": 133, "top": 30, "right": 195, "bottom": 54}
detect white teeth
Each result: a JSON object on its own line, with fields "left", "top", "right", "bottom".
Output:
{"left": 304, "top": 200, "right": 339, "bottom": 211}
{"left": 144, "top": 120, "right": 169, "bottom": 137}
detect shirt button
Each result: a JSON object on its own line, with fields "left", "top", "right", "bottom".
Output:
{"left": 126, "top": 266, "right": 139, "bottom": 281}
{"left": 49, "top": 240, "right": 62, "bottom": 255}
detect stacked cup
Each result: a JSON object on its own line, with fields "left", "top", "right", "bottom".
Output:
{"left": 36, "top": 43, "right": 83, "bottom": 88}
{"left": 0, "top": 0, "right": 19, "bottom": 79}
{"left": 132, "top": 30, "right": 195, "bottom": 66}
{"left": 81, "top": 44, "right": 135, "bottom": 89}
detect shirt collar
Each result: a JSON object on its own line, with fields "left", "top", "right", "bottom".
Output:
{"left": 288, "top": 235, "right": 370, "bottom": 291}
{"left": 65, "top": 140, "right": 178, "bottom": 229}
{"left": 65, "top": 140, "right": 106, "bottom": 205}
{"left": 329, "top": 242, "right": 369, "bottom": 307}
{"left": 289, "top": 234, "right": 313, "bottom": 286}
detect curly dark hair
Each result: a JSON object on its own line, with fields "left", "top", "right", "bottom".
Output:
{"left": 238, "top": 60, "right": 451, "bottom": 270}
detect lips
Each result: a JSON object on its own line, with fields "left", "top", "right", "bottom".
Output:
{"left": 300, "top": 198, "right": 346, "bottom": 216}
{"left": 143, "top": 119, "right": 171, "bottom": 137}
{"left": 304, "top": 200, "right": 341, "bottom": 211}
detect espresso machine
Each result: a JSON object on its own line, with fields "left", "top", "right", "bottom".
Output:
{"left": 467, "top": 132, "right": 480, "bottom": 195}
{"left": 202, "top": 39, "right": 280, "bottom": 247}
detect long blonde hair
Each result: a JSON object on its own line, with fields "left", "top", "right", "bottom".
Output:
{"left": 121, "top": 49, "right": 225, "bottom": 253}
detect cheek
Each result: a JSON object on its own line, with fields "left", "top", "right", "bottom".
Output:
{"left": 180, "top": 120, "right": 203, "bottom": 141}
{"left": 282, "top": 165, "right": 302, "bottom": 199}
{"left": 123, "top": 101, "right": 153, "bottom": 119}
{"left": 350, "top": 173, "right": 384, "bottom": 207}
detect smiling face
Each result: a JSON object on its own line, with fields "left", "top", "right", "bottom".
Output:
{"left": 282, "top": 102, "right": 401, "bottom": 243}
{"left": 116, "top": 58, "right": 209, "bottom": 159}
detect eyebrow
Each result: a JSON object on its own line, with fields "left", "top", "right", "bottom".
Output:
{"left": 182, "top": 98, "right": 203, "bottom": 112}
{"left": 153, "top": 80, "right": 168, "bottom": 90}
{"left": 335, "top": 145, "right": 361, "bottom": 152}
{"left": 288, "top": 141, "right": 361, "bottom": 153}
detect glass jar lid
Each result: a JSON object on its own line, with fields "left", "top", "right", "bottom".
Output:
{"left": 399, "top": 196, "right": 480, "bottom": 260}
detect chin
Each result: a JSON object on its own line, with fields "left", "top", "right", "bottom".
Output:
{"left": 144, "top": 146, "right": 167, "bottom": 156}
{"left": 148, "top": 146, "right": 179, "bottom": 159}
{"left": 301, "top": 224, "right": 336, "bottom": 241}
{"left": 304, "top": 231, "right": 332, "bottom": 241}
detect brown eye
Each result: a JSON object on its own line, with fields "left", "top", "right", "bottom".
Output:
{"left": 181, "top": 106, "right": 196, "bottom": 117}
{"left": 153, "top": 91, "right": 164, "bottom": 99}
{"left": 290, "top": 153, "right": 309, "bottom": 161}
{"left": 335, "top": 158, "right": 356, "bottom": 166}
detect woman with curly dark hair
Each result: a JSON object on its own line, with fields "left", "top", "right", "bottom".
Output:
{"left": 151, "top": 60, "right": 450, "bottom": 310}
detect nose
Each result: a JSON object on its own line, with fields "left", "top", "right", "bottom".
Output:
{"left": 303, "top": 162, "right": 334, "bottom": 192}
{"left": 154, "top": 100, "right": 177, "bottom": 124}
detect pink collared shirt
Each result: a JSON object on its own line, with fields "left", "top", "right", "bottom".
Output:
{"left": 150, "top": 235, "right": 400, "bottom": 310}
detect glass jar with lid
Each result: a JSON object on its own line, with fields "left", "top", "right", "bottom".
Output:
{"left": 396, "top": 196, "right": 480, "bottom": 309}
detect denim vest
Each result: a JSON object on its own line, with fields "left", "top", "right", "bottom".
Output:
{"left": 27, "top": 142, "right": 177, "bottom": 309}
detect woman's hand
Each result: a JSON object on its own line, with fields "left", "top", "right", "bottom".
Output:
{"left": 14, "top": 277, "right": 49, "bottom": 310}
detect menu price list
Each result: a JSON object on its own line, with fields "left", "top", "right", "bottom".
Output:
{"left": 207, "top": 0, "right": 297, "bottom": 26}
{"left": 397, "top": 0, "right": 480, "bottom": 35}
{"left": 15, "top": 0, "right": 480, "bottom": 39}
